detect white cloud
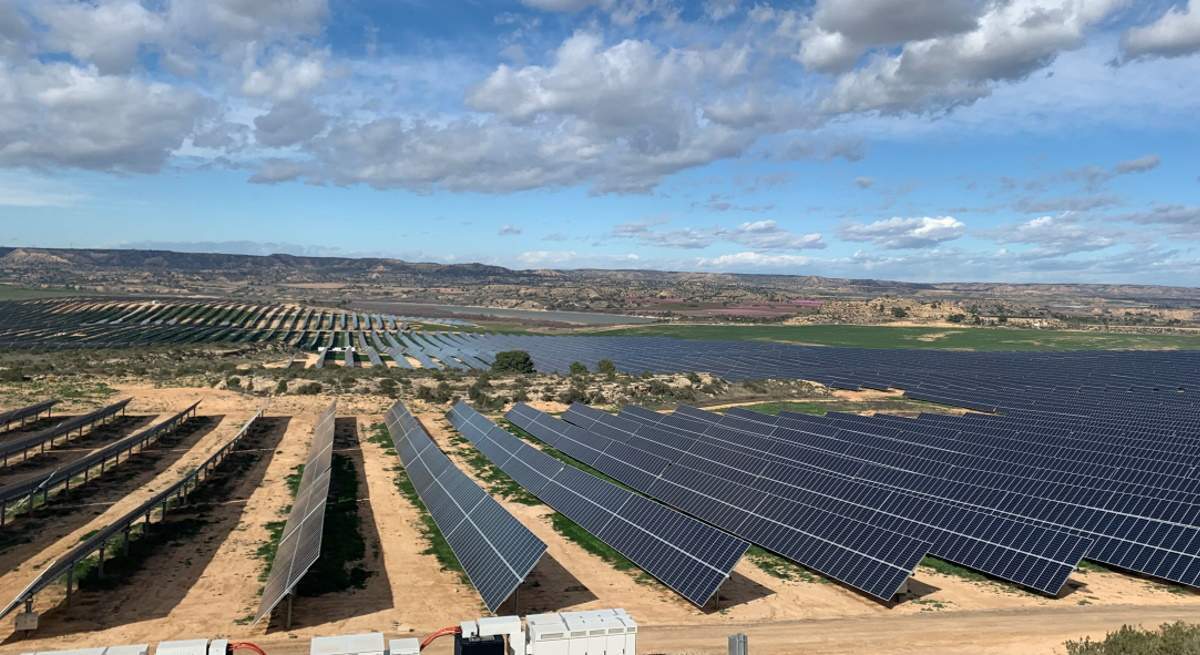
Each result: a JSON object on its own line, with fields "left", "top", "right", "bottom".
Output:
{"left": 1113, "top": 153, "right": 1161, "bottom": 174}
{"left": 792, "top": 0, "right": 986, "bottom": 73}
{"left": 517, "top": 249, "right": 578, "bottom": 265}
{"left": 517, "top": 0, "right": 679, "bottom": 25}
{"left": 0, "top": 61, "right": 209, "bottom": 173}
{"left": 611, "top": 218, "right": 824, "bottom": 251}
{"left": 993, "top": 214, "right": 1119, "bottom": 257}
{"left": 823, "top": 0, "right": 1123, "bottom": 114}
{"left": 254, "top": 100, "right": 327, "bottom": 148}
{"left": 841, "top": 216, "right": 966, "bottom": 248}
{"left": 704, "top": 0, "right": 739, "bottom": 21}
{"left": 241, "top": 50, "right": 327, "bottom": 101}
{"left": 1111, "top": 204, "right": 1200, "bottom": 237}
{"left": 1122, "top": 0, "right": 1200, "bottom": 60}
{"left": 697, "top": 251, "right": 813, "bottom": 269}
{"left": 35, "top": 0, "right": 164, "bottom": 75}
{"left": 729, "top": 220, "right": 825, "bottom": 250}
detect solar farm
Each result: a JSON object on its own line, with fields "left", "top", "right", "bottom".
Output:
{"left": 0, "top": 297, "right": 1198, "bottom": 655}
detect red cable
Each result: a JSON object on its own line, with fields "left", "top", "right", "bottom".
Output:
{"left": 229, "top": 642, "right": 268, "bottom": 655}
{"left": 420, "top": 626, "right": 462, "bottom": 650}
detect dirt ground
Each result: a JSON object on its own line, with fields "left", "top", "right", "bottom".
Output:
{"left": 0, "top": 390, "right": 1197, "bottom": 655}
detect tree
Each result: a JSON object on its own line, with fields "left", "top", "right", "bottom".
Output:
{"left": 492, "top": 350, "right": 535, "bottom": 374}
{"left": 891, "top": 306, "right": 909, "bottom": 318}
{"left": 597, "top": 359, "right": 617, "bottom": 377}
{"left": 569, "top": 361, "right": 589, "bottom": 376}
{"left": 947, "top": 313, "right": 966, "bottom": 324}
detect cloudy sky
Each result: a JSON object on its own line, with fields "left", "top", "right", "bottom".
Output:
{"left": 1, "top": 0, "right": 1198, "bottom": 284}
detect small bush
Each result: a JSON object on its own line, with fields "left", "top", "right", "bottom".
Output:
{"left": 569, "top": 361, "right": 589, "bottom": 376}
{"left": 597, "top": 359, "right": 617, "bottom": 377}
{"left": 296, "top": 381, "right": 323, "bottom": 395}
{"left": 492, "top": 351, "right": 535, "bottom": 374}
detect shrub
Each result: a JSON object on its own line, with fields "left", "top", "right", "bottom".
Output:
{"left": 296, "top": 382, "right": 322, "bottom": 395}
{"left": 891, "top": 306, "right": 909, "bottom": 318}
{"left": 558, "top": 386, "right": 588, "bottom": 404}
{"left": 597, "top": 359, "right": 617, "bottom": 377}
{"left": 569, "top": 361, "right": 589, "bottom": 376}
{"left": 226, "top": 376, "right": 242, "bottom": 389}
{"left": 1065, "top": 622, "right": 1200, "bottom": 654}
{"left": 947, "top": 314, "right": 966, "bottom": 324}
{"left": 492, "top": 351, "right": 536, "bottom": 374}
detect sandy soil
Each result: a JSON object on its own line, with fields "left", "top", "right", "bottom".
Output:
{"left": 0, "top": 392, "right": 1196, "bottom": 655}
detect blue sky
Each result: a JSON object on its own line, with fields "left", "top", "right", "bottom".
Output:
{"left": 1, "top": 0, "right": 1198, "bottom": 284}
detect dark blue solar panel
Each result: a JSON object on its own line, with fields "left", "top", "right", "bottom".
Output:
{"left": 450, "top": 401, "right": 749, "bottom": 607}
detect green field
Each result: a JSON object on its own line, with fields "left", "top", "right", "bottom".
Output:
{"left": 0, "top": 285, "right": 82, "bottom": 300}
{"left": 596, "top": 324, "right": 1200, "bottom": 351}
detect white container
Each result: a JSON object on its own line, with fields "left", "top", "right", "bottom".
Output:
{"left": 106, "top": 646, "right": 151, "bottom": 655}
{"left": 156, "top": 640, "right": 210, "bottom": 655}
{"left": 387, "top": 639, "right": 420, "bottom": 655}
{"left": 525, "top": 613, "right": 569, "bottom": 655}
{"left": 310, "top": 633, "right": 386, "bottom": 655}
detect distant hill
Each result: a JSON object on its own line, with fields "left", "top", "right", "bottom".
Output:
{"left": 1, "top": 246, "right": 1197, "bottom": 312}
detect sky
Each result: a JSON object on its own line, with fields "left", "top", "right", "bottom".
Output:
{"left": 0, "top": 0, "right": 1198, "bottom": 285}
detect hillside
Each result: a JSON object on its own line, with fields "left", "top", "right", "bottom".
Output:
{"left": 1, "top": 246, "right": 1197, "bottom": 324}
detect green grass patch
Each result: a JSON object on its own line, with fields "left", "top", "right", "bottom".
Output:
{"left": 0, "top": 285, "right": 82, "bottom": 301}
{"left": 255, "top": 520, "right": 287, "bottom": 583}
{"left": 596, "top": 324, "right": 1200, "bottom": 352}
{"left": 285, "top": 464, "right": 304, "bottom": 496}
{"left": 367, "top": 422, "right": 395, "bottom": 453}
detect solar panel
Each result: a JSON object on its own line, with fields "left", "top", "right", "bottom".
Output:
{"left": 0, "top": 406, "right": 269, "bottom": 622}
{"left": 590, "top": 404, "right": 1091, "bottom": 595}
{"left": 639, "top": 406, "right": 1200, "bottom": 591}
{"left": 0, "top": 401, "right": 202, "bottom": 525}
{"left": 255, "top": 402, "right": 337, "bottom": 625}
{"left": 509, "top": 403, "right": 932, "bottom": 600}
{"left": 384, "top": 401, "right": 545, "bottom": 611}
{"left": 448, "top": 401, "right": 749, "bottom": 607}
{"left": 0, "top": 398, "right": 132, "bottom": 467}
{"left": 0, "top": 400, "right": 56, "bottom": 432}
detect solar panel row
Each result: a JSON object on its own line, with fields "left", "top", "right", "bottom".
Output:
{"left": 448, "top": 401, "right": 749, "bottom": 607}
{"left": 650, "top": 405, "right": 1200, "bottom": 590}
{"left": 0, "top": 398, "right": 132, "bottom": 467}
{"left": 384, "top": 401, "right": 546, "bottom": 611}
{"left": 509, "top": 403, "right": 932, "bottom": 600}
{"left": 0, "top": 401, "right": 202, "bottom": 526}
{"left": 255, "top": 402, "right": 337, "bottom": 625}
{"left": 0, "top": 406, "right": 269, "bottom": 621}
{"left": 0, "top": 400, "right": 56, "bottom": 433}
{"left": 562, "top": 403, "right": 1096, "bottom": 595}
